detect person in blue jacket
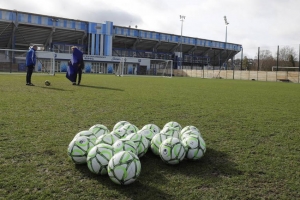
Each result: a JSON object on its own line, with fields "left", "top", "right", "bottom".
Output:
{"left": 25, "top": 45, "right": 37, "bottom": 86}
{"left": 66, "top": 46, "right": 83, "bottom": 85}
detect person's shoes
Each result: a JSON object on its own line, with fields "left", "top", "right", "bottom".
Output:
{"left": 26, "top": 83, "right": 30, "bottom": 85}
{"left": 72, "top": 82, "right": 76, "bottom": 85}
{"left": 27, "top": 83, "right": 34, "bottom": 86}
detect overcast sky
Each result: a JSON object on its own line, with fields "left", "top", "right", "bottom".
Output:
{"left": 2, "top": 0, "right": 300, "bottom": 58}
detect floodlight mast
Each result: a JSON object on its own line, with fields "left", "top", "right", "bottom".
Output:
{"left": 224, "top": 16, "right": 229, "bottom": 50}
{"left": 180, "top": 15, "right": 185, "bottom": 69}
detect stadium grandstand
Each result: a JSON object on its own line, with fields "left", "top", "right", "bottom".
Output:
{"left": 0, "top": 8, "right": 242, "bottom": 75}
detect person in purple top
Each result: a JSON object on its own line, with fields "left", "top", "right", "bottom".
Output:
{"left": 66, "top": 46, "right": 83, "bottom": 85}
{"left": 25, "top": 45, "right": 37, "bottom": 86}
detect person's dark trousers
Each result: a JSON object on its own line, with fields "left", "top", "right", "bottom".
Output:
{"left": 26, "top": 65, "right": 34, "bottom": 84}
{"left": 77, "top": 68, "right": 82, "bottom": 85}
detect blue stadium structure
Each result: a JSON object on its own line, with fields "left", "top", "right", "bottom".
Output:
{"left": 0, "top": 8, "right": 242, "bottom": 74}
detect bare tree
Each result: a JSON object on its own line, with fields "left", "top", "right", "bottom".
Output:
{"left": 278, "top": 46, "right": 298, "bottom": 67}
{"left": 255, "top": 49, "right": 275, "bottom": 71}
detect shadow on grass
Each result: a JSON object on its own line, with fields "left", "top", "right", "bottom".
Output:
{"left": 74, "top": 147, "right": 242, "bottom": 199}
{"left": 35, "top": 86, "right": 72, "bottom": 91}
{"left": 77, "top": 84, "right": 124, "bottom": 91}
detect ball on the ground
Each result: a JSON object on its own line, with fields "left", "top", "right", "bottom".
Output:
{"left": 87, "top": 143, "right": 114, "bottom": 175}
{"left": 107, "top": 151, "right": 141, "bottom": 185}
{"left": 180, "top": 129, "right": 202, "bottom": 141}
{"left": 163, "top": 121, "right": 182, "bottom": 131}
{"left": 45, "top": 80, "right": 50, "bottom": 86}
{"left": 182, "top": 134, "right": 206, "bottom": 160}
{"left": 89, "top": 124, "right": 110, "bottom": 138}
{"left": 67, "top": 136, "right": 95, "bottom": 164}
{"left": 180, "top": 126, "right": 201, "bottom": 138}
{"left": 150, "top": 133, "right": 173, "bottom": 156}
{"left": 126, "top": 133, "right": 149, "bottom": 158}
{"left": 142, "top": 124, "right": 161, "bottom": 135}
{"left": 160, "top": 126, "right": 180, "bottom": 139}
{"left": 138, "top": 128, "right": 156, "bottom": 144}
{"left": 74, "top": 130, "right": 97, "bottom": 142}
{"left": 159, "top": 137, "right": 186, "bottom": 165}
{"left": 113, "top": 121, "right": 131, "bottom": 131}
{"left": 95, "top": 133, "right": 119, "bottom": 146}
{"left": 112, "top": 138, "right": 138, "bottom": 155}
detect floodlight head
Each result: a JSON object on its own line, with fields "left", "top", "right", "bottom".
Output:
{"left": 180, "top": 15, "right": 185, "bottom": 20}
{"left": 224, "top": 16, "right": 229, "bottom": 25}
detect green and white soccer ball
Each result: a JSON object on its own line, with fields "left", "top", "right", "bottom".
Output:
{"left": 45, "top": 80, "right": 51, "bottom": 86}
{"left": 113, "top": 121, "right": 131, "bottom": 131}
{"left": 67, "top": 136, "right": 95, "bottom": 164}
{"left": 180, "top": 126, "right": 201, "bottom": 138}
{"left": 160, "top": 126, "right": 180, "bottom": 139}
{"left": 163, "top": 121, "right": 182, "bottom": 131}
{"left": 114, "top": 124, "right": 139, "bottom": 139}
{"left": 142, "top": 124, "right": 161, "bottom": 135}
{"left": 107, "top": 151, "right": 141, "bottom": 185}
{"left": 180, "top": 129, "right": 202, "bottom": 141}
{"left": 95, "top": 133, "right": 119, "bottom": 146}
{"left": 89, "top": 124, "right": 110, "bottom": 138}
{"left": 159, "top": 137, "right": 186, "bottom": 165}
{"left": 74, "top": 130, "right": 97, "bottom": 142}
{"left": 150, "top": 133, "right": 173, "bottom": 156}
{"left": 126, "top": 133, "right": 149, "bottom": 158}
{"left": 87, "top": 143, "right": 114, "bottom": 175}
{"left": 182, "top": 134, "right": 206, "bottom": 160}
{"left": 112, "top": 138, "right": 138, "bottom": 155}
{"left": 137, "top": 128, "right": 156, "bottom": 145}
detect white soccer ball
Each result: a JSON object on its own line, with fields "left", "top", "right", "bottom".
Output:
{"left": 114, "top": 124, "right": 139, "bottom": 139}
{"left": 67, "top": 136, "right": 95, "bottom": 164}
{"left": 180, "top": 126, "right": 201, "bottom": 138}
{"left": 163, "top": 121, "right": 182, "bottom": 131}
{"left": 150, "top": 133, "right": 173, "bottom": 156}
{"left": 159, "top": 137, "right": 186, "bottom": 165}
{"left": 180, "top": 129, "right": 202, "bottom": 141}
{"left": 113, "top": 121, "right": 131, "bottom": 131}
{"left": 112, "top": 138, "right": 138, "bottom": 155}
{"left": 74, "top": 130, "right": 97, "bottom": 142}
{"left": 142, "top": 124, "right": 161, "bottom": 135}
{"left": 107, "top": 151, "right": 141, "bottom": 185}
{"left": 87, "top": 143, "right": 114, "bottom": 175}
{"left": 95, "top": 133, "right": 119, "bottom": 146}
{"left": 137, "top": 128, "right": 156, "bottom": 145}
{"left": 160, "top": 126, "right": 180, "bottom": 139}
{"left": 89, "top": 124, "right": 110, "bottom": 138}
{"left": 126, "top": 133, "right": 149, "bottom": 158}
{"left": 182, "top": 134, "right": 206, "bottom": 160}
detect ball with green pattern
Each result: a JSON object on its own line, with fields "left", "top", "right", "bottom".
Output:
{"left": 95, "top": 133, "right": 119, "bottom": 146}
{"left": 163, "top": 121, "right": 182, "bottom": 131}
{"left": 112, "top": 138, "right": 138, "bottom": 155}
{"left": 159, "top": 137, "right": 186, "bottom": 165}
{"left": 181, "top": 134, "right": 206, "bottom": 160}
{"left": 73, "top": 130, "right": 97, "bottom": 142}
{"left": 126, "top": 133, "right": 149, "bottom": 158}
{"left": 89, "top": 124, "right": 110, "bottom": 138}
{"left": 107, "top": 151, "right": 141, "bottom": 185}
{"left": 150, "top": 133, "right": 173, "bottom": 156}
{"left": 160, "top": 126, "right": 180, "bottom": 139}
{"left": 113, "top": 121, "right": 131, "bottom": 131}
{"left": 142, "top": 124, "right": 161, "bottom": 135}
{"left": 180, "top": 126, "right": 201, "bottom": 139}
{"left": 67, "top": 136, "right": 95, "bottom": 164}
{"left": 87, "top": 143, "right": 114, "bottom": 175}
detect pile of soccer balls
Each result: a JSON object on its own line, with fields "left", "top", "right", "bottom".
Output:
{"left": 67, "top": 121, "right": 206, "bottom": 185}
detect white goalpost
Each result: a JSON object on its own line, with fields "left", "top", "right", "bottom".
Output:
{"left": 115, "top": 57, "right": 173, "bottom": 77}
{"left": 0, "top": 49, "right": 55, "bottom": 75}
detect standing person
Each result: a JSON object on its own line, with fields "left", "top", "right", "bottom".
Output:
{"left": 25, "top": 45, "right": 37, "bottom": 86}
{"left": 66, "top": 46, "right": 83, "bottom": 85}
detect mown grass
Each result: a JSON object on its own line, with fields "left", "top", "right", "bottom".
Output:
{"left": 0, "top": 73, "right": 299, "bottom": 199}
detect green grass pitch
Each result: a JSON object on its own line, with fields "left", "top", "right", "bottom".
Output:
{"left": 0, "top": 73, "right": 299, "bottom": 199}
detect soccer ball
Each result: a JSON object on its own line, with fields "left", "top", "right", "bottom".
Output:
{"left": 182, "top": 134, "right": 206, "bottom": 160}
{"left": 126, "top": 133, "right": 149, "bottom": 158}
{"left": 67, "top": 136, "right": 95, "bottom": 164}
{"left": 142, "top": 124, "right": 161, "bottom": 135}
{"left": 107, "top": 151, "right": 141, "bottom": 185}
{"left": 180, "top": 129, "right": 202, "bottom": 141}
{"left": 113, "top": 121, "right": 131, "bottom": 131}
{"left": 87, "top": 143, "right": 114, "bottom": 175}
{"left": 180, "top": 126, "right": 201, "bottom": 138}
{"left": 137, "top": 128, "right": 155, "bottom": 146}
{"left": 114, "top": 124, "right": 139, "bottom": 139}
{"left": 74, "top": 130, "right": 97, "bottom": 142}
{"left": 95, "top": 133, "right": 119, "bottom": 146}
{"left": 163, "top": 121, "right": 182, "bottom": 131}
{"left": 160, "top": 126, "right": 180, "bottom": 139}
{"left": 150, "top": 133, "right": 173, "bottom": 156}
{"left": 45, "top": 80, "right": 50, "bottom": 86}
{"left": 89, "top": 124, "right": 110, "bottom": 138}
{"left": 159, "top": 137, "right": 186, "bottom": 165}
{"left": 112, "top": 138, "right": 138, "bottom": 155}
